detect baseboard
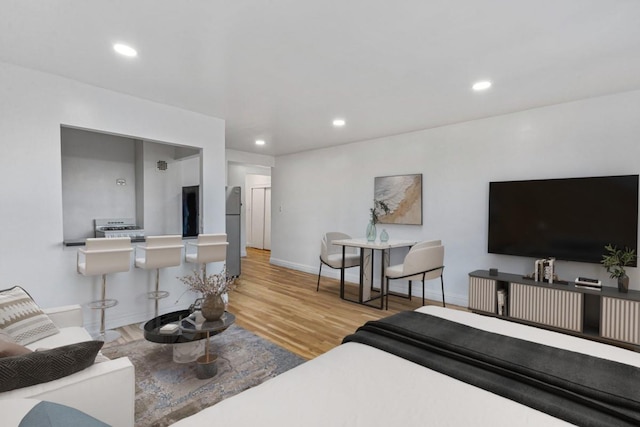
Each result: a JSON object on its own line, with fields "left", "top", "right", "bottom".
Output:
{"left": 269, "top": 257, "right": 468, "bottom": 308}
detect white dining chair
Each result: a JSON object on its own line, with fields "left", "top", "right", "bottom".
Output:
{"left": 317, "top": 232, "right": 360, "bottom": 292}
{"left": 384, "top": 243, "right": 445, "bottom": 310}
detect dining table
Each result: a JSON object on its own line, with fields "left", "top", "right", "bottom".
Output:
{"left": 332, "top": 238, "right": 417, "bottom": 309}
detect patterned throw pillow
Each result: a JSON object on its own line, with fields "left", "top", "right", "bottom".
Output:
{"left": 0, "top": 328, "right": 15, "bottom": 343}
{"left": 0, "top": 340, "right": 104, "bottom": 392}
{"left": 0, "top": 286, "right": 60, "bottom": 345}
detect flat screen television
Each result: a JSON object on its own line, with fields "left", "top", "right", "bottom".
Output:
{"left": 488, "top": 175, "right": 639, "bottom": 265}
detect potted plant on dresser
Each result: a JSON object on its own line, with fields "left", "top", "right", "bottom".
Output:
{"left": 601, "top": 244, "right": 637, "bottom": 293}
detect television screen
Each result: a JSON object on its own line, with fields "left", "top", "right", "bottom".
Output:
{"left": 488, "top": 175, "right": 639, "bottom": 265}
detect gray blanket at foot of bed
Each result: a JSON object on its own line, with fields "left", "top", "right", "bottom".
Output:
{"left": 343, "top": 311, "right": 640, "bottom": 427}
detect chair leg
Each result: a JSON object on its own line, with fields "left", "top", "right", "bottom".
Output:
{"left": 316, "top": 262, "right": 323, "bottom": 292}
{"left": 155, "top": 268, "right": 160, "bottom": 318}
{"left": 99, "top": 274, "right": 107, "bottom": 337}
{"left": 440, "top": 275, "right": 446, "bottom": 307}
{"left": 94, "top": 274, "right": 120, "bottom": 342}
{"left": 408, "top": 280, "right": 412, "bottom": 301}
{"left": 385, "top": 277, "right": 389, "bottom": 310}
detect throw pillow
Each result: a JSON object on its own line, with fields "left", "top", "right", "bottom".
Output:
{"left": 0, "top": 340, "right": 104, "bottom": 392}
{"left": 0, "top": 339, "right": 32, "bottom": 358}
{"left": 0, "top": 328, "right": 15, "bottom": 342}
{"left": 18, "top": 401, "right": 109, "bottom": 427}
{"left": 0, "top": 286, "right": 59, "bottom": 345}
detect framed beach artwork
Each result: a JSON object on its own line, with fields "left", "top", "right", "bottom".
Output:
{"left": 374, "top": 174, "right": 423, "bottom": 225}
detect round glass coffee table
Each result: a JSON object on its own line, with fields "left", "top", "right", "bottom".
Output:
{"left": 144, "top": 309, "right": 235, "bottom": 370}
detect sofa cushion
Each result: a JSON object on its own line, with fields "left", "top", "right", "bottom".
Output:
{"left": 0, "top": 286, "right": 59, "bottom": 345}
{"left": 0, "top": 340, "right": 103, "bottom": 392}
{"left": 25, "top": 326, "right": 93, "bottom": 351}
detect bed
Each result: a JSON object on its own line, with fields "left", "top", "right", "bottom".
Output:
{"left": 171, "top": 306, "right": 640, "bottom": 426}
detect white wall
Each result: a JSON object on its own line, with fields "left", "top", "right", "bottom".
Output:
{"left": 142, "top": 141, "right": 182, "bottom": 236}
{"left": 181, "top": 156, "right": 201, "bottom": 187}
{"left": 271, "top": 89, "right": 640, "bottom": 305}
{"left": 61, "top": 128, "right": 137, "bottom": 240}
{"left": 0, "top": 61, "right": 226, "bottom": 333}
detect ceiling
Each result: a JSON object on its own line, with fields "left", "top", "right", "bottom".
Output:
{"left": 1, "top": 0, "right": 640, "bottom": 156}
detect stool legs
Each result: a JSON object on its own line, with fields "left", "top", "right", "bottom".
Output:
{"left": 88, "top": 274, "right": 120, "bottom": 342}
{"left": 148, "top": 268, "right": 170, "bottom": 319}
{"left": 100, "top": 274, "right": 106, "bottom": 336}
{"left": 155, "top": 269, "right": 160, "bottom": 318}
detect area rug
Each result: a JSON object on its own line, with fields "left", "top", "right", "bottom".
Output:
{"left": 101, "top": 324, "right": 305, "bottom": 427}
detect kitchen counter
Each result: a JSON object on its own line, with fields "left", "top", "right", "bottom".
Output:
{"left": 63, "top": 236, "right": 196, "bottom": 247}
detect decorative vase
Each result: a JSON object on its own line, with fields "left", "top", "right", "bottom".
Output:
{"left": 380, "top": 229, "right": 389, "bottom": 242}
{"left": 201, "top": 294, "right": 225, "bottom": 321}
{"left": 366, "top": 221, "right": 377, "bottom": 242}
{"left": 618, "top": 274, "right": 629, "bottom": 293}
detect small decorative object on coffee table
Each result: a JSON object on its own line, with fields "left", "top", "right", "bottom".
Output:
{"left": 178, "top": 266, "right": 237, "bottom": 320}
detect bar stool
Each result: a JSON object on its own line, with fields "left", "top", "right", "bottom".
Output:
{"left": 135, "top": 235, "right": 184, "bottom": 319}
{"left": 77, "top": 237, "right": 133, "bottom": 341}
{"left": 185, "top": 233, "right": 228, "bottom": 278}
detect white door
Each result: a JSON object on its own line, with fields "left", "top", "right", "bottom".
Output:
{"left": 264, "top": 187, "right": 271, "bottom": 250}
{"left": 250, "top": 187, "right": 265, "bottom": 249}
{"left": 249, "top": 187, "right": 272, "bottom": 250}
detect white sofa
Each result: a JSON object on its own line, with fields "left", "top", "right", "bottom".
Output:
{"left": 0, "top": 304, "right": 135, "bottom": 427}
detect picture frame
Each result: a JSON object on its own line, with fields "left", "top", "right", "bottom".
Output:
{"left": 374, "top": 174, "right": 423, "bottom": 225}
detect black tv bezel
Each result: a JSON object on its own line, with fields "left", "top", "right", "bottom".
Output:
{"left": 487, "top": 174, "right": 639, "bottom": 266}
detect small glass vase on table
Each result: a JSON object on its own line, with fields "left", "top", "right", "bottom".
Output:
{"left": 366, "top": 221, "right": 377, "bottom": 242}
{"left": 367, "top": 199, "right": 390, "bottom": 242}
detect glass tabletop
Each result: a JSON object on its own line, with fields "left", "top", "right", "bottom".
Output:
{"left": 179, "top": 311, "right": 236, "bottom": 334}
{"left": 143, "top": 309, "right": 236, "bottom": 344}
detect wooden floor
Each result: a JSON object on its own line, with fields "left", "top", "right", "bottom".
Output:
{"left": 107, "top": 248, "right": 462, "bottom": 360}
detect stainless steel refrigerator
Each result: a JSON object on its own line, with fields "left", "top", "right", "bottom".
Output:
{"left": 226, "top": 186, "right": 242, "bottom": 277}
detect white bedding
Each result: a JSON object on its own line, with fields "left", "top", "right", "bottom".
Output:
{"left": 171, "top": 306, "right": 640, "bottom": 426}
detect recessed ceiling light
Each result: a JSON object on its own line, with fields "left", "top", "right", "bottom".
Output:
{"left": 255, "top": 139, "right": 266, "bottom": 146}
{"left": 113, "top": 43, "right": 137, "bottom": 57}
{"left": 332, "top": 119, "right": 346, "bottom": 127}
{"left": 472, "top": 80, "right": 492, "bottom": 91}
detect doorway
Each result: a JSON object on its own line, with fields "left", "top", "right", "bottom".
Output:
{"left": 249, "top": 186, "right": 271, "bottom": 250}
